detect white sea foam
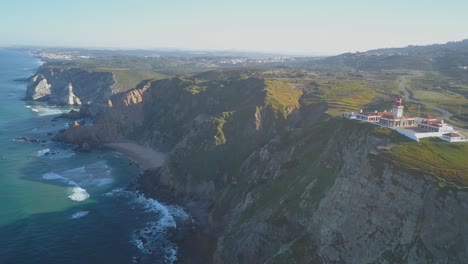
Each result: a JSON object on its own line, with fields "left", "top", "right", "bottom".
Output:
{"left": 130, "top": 220, "right": 178, "bottom": 258}
{"left": 27, "top": 105, "right": 68, "bottom": 116}
{"left": 68, "top": 187, "right": 90, "bottom": 202}
{"left": 137, "top": 196, "right": 176, "bottom": 229}
{"left": 68, "top": 180, "right": 78, "bottom": 187}
{"left": 36, "top": 149, "right": 50, "bottom": 157}
{"left": 61, "top": 161, "right": 113, "bottom": 188}
{"left": 40, "top": 161, "right": 116, "bottom": 202}
{"left": 103, "top": 187, "right": 124, "bottom": 197}
{"left": 41, "top": 172, "right": 67, "bottom": 181}
{"left": 70, "top": 211, "right": 89, "bottom": 219}
{"left": 88, "top": 178, "right": 113, "bottom": 187}
{"left": 166, "top": 248, "right": 178, "bottom": 263}
{"left": 129, "top": 193, "right": 189, "bottom": 263}
{"left": 48, "top": 149, "right": 76, "bottom": 159}
{"left": 167, "top": 205, "right": 190, "bottom": 222}
{"left": 63, "top": 166, "right": 86, "bottom": 175}
{"left": 102, "top": 189, "right": 187, "bottom": 263}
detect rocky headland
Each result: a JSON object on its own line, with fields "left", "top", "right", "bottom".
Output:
{"left": 41, "top": 68, "right": 468, "bottom": 263}
{"left": 26, "top": 66, "right": 115, "bottom": 105}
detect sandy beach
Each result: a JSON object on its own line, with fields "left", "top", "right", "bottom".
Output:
{"left": 105, "top": 142, "right": 166, "bottom": 170}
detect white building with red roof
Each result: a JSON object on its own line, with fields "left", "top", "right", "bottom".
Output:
{"left": 344, "top": 96, "right": 466, "bottom": 143}
{"left": 378, "top": 97, "right": 416, "bottom": 128}
{"left": 441, "top": 132, "right": 467, "bottom": 142}
{"left": 417, "top": 116, "right": 454, "bottom": 133}
{"left": 349, "top": 97, "right": 416, "bottom": 128}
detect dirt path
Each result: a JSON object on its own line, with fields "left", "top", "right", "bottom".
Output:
{"left": 105, "top": 142, "right": 165, "bottom": 170}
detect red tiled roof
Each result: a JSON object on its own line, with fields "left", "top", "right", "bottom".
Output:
{"left": 377, "top": 112, "right": 392, "bottom": 117}
{"left": 380, "top": 114, "right": 414, "bottom": 120}
{"left": 361, "top": 111, "right": 392, "bottom": 117}
{"left": 421, "top": 120, "right": 443, "bottom": 126}
{"left": 381, "top": 114, "right": 396, "bottom": 119}
{"left": 443, "top": 132, "right": 461, "bottom": 137}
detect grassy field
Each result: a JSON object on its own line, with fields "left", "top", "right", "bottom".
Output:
{"left": 298, "top": 72, "right": 402, "bottom": 117}
{"left": 93, "top": 68, "right": 168, "bottom": 92}
{"left": 408, "top": 72, "right": 468, "bottom": 116}
{"left": 384, "top": 138, "right": 468, "bottom": 188}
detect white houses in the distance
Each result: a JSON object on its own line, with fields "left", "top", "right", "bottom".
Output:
{"left": 344, "top": 97, "right": 467, "bottom": 142}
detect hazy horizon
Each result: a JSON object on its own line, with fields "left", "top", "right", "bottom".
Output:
{"left": 1, "top": 0, "right": 468, "bottom": 55}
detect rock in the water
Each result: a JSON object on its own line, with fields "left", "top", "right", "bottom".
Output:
{"left": 68, "top": 110, "right": 81, "bottom": 119}
{"left": 80, "top": 142, "right": 91, "bottom": 151}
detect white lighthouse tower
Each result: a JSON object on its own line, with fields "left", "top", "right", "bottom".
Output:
{"left": 391, "top": 97, "right": 404, "bottom": 118}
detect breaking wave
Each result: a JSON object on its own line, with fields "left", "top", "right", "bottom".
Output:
{"left": 36, "top": 149, "right": 50, "bottom": 157}
{"left": 25, "top": 104, "right": 73, "bottom": 116}
{"left": 68, "top": 187, "right": 90, "bottom": 202}
{"left": 70, "top": 211, "right": 89, "bottom": 219}
{"left": 105, "top": 189, "right": 189, "bottom": 263}
{"left": 39, "top": 161, "right": 113, "bottom": 202}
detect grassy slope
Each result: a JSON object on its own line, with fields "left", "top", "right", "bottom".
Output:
{"left": 171, "top": 76, "right": 303, "bottom": 175}
{"left": 264, "top": 79, "right": 303, "bottom": 118}
{"left": 299, "top": 71, "right": 402, "bottom": 117}
{"left": 384, "top": 138, "right": 468, "bottom": 187}
{"left": 94, "top": 68, "right": 168, "bottom": 92}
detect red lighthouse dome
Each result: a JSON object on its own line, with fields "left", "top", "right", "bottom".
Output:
{"left": 396, "top": 97, "right": 402, "bottom": 106}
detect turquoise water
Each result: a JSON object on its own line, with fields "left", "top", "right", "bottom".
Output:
{"left": 0, "top": 49, "right": 184, "bottom": 264}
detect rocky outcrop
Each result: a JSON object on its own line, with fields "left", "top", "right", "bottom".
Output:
{"left": 52, "top": 125, "right": 100, "bottom": 151}
{"left": 26, "top": 66, "right": 115, "bottom": 105}
{"left": 62, "top": 83, "right": 82, "bottom": 105}
{"left": 26, "top": 74, "right": 51, "bottom": 100}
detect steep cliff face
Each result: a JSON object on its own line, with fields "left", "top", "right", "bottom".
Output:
{"left": 65, "top": 75, "right": 297, "bottom": 150}
{"left": 26, "top": 67, "right": 115, "bottom": 105}
{"left": 209, "top": 121, "right": 468, "bottom": 263}
{"left": 54, "top": 70, "right": 468, "bottom": 263}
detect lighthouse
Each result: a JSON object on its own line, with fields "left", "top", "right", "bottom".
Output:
{"left": 391, "top": 97, "right": 404, "bottom": 118}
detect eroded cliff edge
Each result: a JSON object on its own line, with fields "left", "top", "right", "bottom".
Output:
{"left": 26, "top": 66, "right": 115, "bottom": 105}
{"left": 53, "top": 71, "right": 468, "bottom": 263}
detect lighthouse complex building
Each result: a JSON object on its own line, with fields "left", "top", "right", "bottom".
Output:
{"left": 344, "top": 97, "right": 467, "bottom": 142}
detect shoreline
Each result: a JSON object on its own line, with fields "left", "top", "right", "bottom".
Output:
{"left": 105, "top": 142, "right": 215, "bottom": 263}
{"left": 104, "top": 142, "right": 166, "bottom": 170}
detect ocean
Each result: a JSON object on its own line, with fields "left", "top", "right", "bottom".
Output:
{"left": 0, "top": 49, "right": 185, "bottom": 264}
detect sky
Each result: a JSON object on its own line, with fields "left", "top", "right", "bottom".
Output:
{"left": 1, "top": 0, "right": 468, "bottom": 55}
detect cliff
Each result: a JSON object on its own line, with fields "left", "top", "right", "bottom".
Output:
{"left": 26, "top": 66, "right": 115, "bottom": 105}
{"left": 54, "top": 70, "right": 468, "bottom": 263}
